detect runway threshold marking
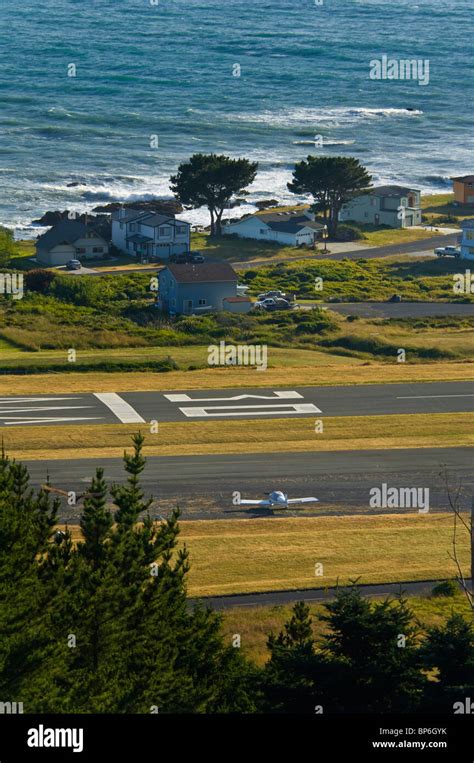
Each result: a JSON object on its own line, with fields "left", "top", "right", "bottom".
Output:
{"left": 3, "top": 417, "right": 105, "bottom": 426}
{"left": 179, "top": 403, "right": 321, "bottom": 417}
{"left": 164, "top": 391, "right": 303, "bottom": 402}
{"left": 94, "top": 393, "right": 146, "bottom": 424}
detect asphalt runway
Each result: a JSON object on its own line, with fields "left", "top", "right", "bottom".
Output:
{"left": 25, "top": 446, "right": 473, "bottom": 523}
{"left": 0, "top": 380, "right": 473, "bottom": 426}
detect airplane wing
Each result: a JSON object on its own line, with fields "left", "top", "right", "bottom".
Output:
{"left": 286, "top": 497, "right": 319, "bottom": 504}
{"left": 238, "top": 499, "right": 273, "bottom": 507}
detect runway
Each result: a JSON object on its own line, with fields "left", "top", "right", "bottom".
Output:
{"left": 25, "top": 446, "right": 473, "bottom": 523}
{"left": 0, "top": 380, "right": 472, "bottom": 426}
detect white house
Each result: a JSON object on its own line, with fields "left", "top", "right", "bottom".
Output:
{"left": 112, "top": 208, "right": 190, "bottom": 259}
{"left": 36, "top": 220, "right": 109, "bottom": 266}
{"left": 460, "top": 219, "right": 474, "bottom": 260}
{"left": 222, "top": 210, "right": 324, "bottom": 246}
{"left": 339, "top": 185, "right": 422, "bottom": 228}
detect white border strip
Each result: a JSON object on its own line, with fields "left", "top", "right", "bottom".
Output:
{"left": 94, "top": 393, "right": 146, "bottom": 424}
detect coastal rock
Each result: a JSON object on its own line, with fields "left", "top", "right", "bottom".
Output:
{"left": 92, "top": 199, "right": 183, "bottom": 216}
{"left": 254, "top": 199, "right": 279, "bottom": 210}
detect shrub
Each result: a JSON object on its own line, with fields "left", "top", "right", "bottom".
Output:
{"left": 432, "top": 580, "right": 458, "bottom": 598}
{"left": 334, "top": 225, "right": 364, "bottom": 242}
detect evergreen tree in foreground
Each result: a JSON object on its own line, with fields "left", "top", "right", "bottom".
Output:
{"left": 0, "top": 435, "right": 255, "bottom": 713}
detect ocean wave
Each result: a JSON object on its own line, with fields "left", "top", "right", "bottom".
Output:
{"left": 292, "top": 139, "right": 356, "bottom": 146}
{"left": 203, "top": 106, "right": 423, "bottom": 129}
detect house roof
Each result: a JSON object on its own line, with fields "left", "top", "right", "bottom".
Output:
{"left": 36, "top": 220, "right": 106, "bottom": 250}
{"left": 165, "top": 263, "right": 238, "bottom": 284}
{"left": 452, "top": 175, "right": 474, "bottom": 183}
{"left": 112, "top": 208, "right": 190, "bottom": 228}
{"left": 111, "top": 209, "right": 152, "bottom": 224}
{"left": 370, "top": 185, "right": 420, "bottom": 197}
{"left": 256, "top": 212, "right": 324, "bottom": 235}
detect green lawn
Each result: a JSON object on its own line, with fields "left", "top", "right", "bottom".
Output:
{"left": 421, "top": 192, "right": 473, "bottom": 224}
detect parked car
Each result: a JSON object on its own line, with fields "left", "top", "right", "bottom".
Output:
{"left": 66, "top": 259, "right": 82, "bottom": 270}
{"left": 434, "top": 246, "right": 461, "bottom": 258}
{"left": 387, "top": 294, "right": 402, "bottom": 303}
{"left": 189, "top": 253, "right": 205, "bottom": 263}
{"left": 254, "top": 297, "right": 296, "bottom": 312}
{"left": 169, "top": 252, "right": 190, "bottom": 264}
{"left": 257, "top": 289, "right": 289, "bottom": 300}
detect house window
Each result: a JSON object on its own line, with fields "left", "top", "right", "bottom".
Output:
{"left": 198, "top": 299, "right": 206, "bottom": 305}
{"left": 76, "top": 247, "right": 86, "bottom": 254}
{"left": 176, "top": 225, "right": 187, "bottom": 234}
{"left": 466, "top": 231, "right": 474, "bottom": 241}
{"left": 159, "top": 226, "right": 172, "bottom": 236}
{"left": 260, "top": 229, "right": 267, "bottom": 234}
{"left": 120, "top": 222, "right": 124, "bottom": 230}
{"left": 93, "top": 247, "right": 104, "bottom": 253}
{"left": 129, "top": 223, "right": 136, "bottom": 232}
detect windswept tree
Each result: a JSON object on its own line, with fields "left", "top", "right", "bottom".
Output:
{"left": 287, "top": 156, "right": 372, "bottom": 237}
{"left": 170, "top": 153, "right": 258, "bottom": 236}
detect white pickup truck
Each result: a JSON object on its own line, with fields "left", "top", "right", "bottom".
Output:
{"left": 434, "top": 245, "right": 461, "bottom": 258}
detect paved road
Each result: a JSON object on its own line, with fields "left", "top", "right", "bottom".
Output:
{"left": 60, "top": 233, "right": 459, "bottom": 275}
{"left": 232, "top": 233, "right": 459, "bottom": 268}
{"left": 194, "top": 579, "right": 458, "bottom": 610}
{"left": 320, "top": 301, "right": 474, "bottom": 318}
{"left": 0, "top": 381, "right": 472, "bottom": 427}
{"left": 25, "top": 446, "right": 473, "bottom": 523}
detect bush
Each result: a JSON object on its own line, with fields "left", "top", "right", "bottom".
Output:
{"left": 334, "top": 224, "right": 364, "bottom": 242}
{"left": 24, "top": 269, "right": 56, "bottom": 293}
{"left": 432, "top": 580, "right": 458, "bottom": 598}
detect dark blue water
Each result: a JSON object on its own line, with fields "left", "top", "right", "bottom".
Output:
{"left": 0, "top": 0, "right": 473, "bottom": 233}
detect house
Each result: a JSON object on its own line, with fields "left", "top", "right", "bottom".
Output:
{"left": 222, "top": 210, "right": 324, "bottom": 246}
{"left": 111, "top": 207, "right": 190, "bottom": 259}
{"left": 157, "top": 262, "right": 240, "bottom": 315}
{"left": 339, "top": 186, "right": 422, "bottom": 228}
{"left": 459, "top": 219, "right": 474, "bottom": 260}
{"left": 452, "top": 176, "right": 474, "bottom": 205}
{"left": 35, "top": 220, "right": 110, "bottom": 266}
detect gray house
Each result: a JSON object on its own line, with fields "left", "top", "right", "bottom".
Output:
{"left": 36, "top": 220, "right": 110, "bottom": 266}
{"left": 111, "top": 208, "right": 190, "bottom": 259}
{"left": 339, "top": 185, "right": 422, "bottom": 228}
{"left": 158, "top": 262, "right": 239, "bottom": 315}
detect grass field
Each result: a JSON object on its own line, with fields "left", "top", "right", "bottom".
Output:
{"left": 0, "top": 360, "right": 472, "bottom": 395}
{"left": 421, "top": 192, "right": 474, "bottom": 224}
{"left": 65, "top": 513, "right": 469, "bottom": 600}
{"left": 220, "top": 590, "right": 471, "bottom": 665}
{"left": 3, "top": 412, "right": 473, "bottom": 461}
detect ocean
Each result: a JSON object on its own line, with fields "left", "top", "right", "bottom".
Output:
{"left": 0, "top": 0, "right": 473, "bottom": 236}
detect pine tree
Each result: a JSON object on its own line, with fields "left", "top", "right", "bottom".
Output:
{"left": 319, "top": 586, "right": 426, "bottom": 712}
{"left": 421, "top": 613, "right": 474, "bottom": 711}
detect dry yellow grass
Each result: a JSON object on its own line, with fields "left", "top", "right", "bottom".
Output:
{"left": 66, "top": 513, "right": 469, "bottom": 598}
{"left": 0, "top": 360, "right": 472, "bottom": 396}
{"left": 3, "top": 412, "right": 473, "bottom": 461}
{"left": 221, "top": 592, "right": 471, "bottom": 666}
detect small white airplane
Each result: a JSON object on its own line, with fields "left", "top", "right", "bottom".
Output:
{"left": 237, "top": 490, "right": 319, "bottom": 510}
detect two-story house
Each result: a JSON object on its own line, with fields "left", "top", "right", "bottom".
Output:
{"left": 157, "top": 262, "right": 242, "bottom": 315}
{"left": 339, "top": 185, "right": 422, "bottom": 228}
{"left": 452, "top": 175, "right": 474, "bottom": 205}
{"left": 36, "top": 219, "right": 110, "bottom": 266}
{"left": 460, "top": 219, "right": 474, "bottom": 260}
{"left": 111, "top": 208, "right": 190, "bottom": 259}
